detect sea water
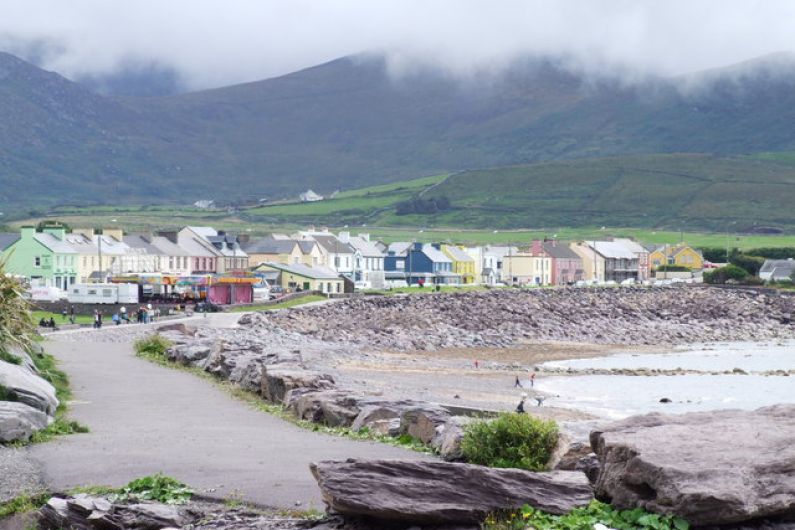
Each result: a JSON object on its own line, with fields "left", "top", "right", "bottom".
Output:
{"left": 536, "top": 341, "right": 795, "bottom": 419}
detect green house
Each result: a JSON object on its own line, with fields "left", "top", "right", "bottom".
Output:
{"left": 2, "top": 226, "right": 78, "bottom": 290}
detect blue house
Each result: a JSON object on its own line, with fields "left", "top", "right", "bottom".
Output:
{"left": 384, "top": 242, "right": 460, "bottom": 286}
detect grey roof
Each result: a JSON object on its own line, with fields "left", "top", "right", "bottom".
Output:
{"left": 297, "top": 241, "right": 319, "bottom": 254}
{"left": 347, "top": 236, "right": 385, "bottom": 257}
{"left": 0, "top": 232, "right": 20, "bottom": 251}
{"left": 34, "top": 232, "right": 78, "bottom": 254}
{"left": 542, "top": 241, "right": 581, "bottom": 260}
{"left": 263, "top": 262, "right": 340, "bottom": 280}
{"left": 387, "top": 242, "right": 411, "bottom": 256}
{"left": 177, "top": 234, "right": 217, "bottom": 257}
{"left": 760, "top": 259, "right": 795, "bottom": 277}
{"left": 312, "top": 235, "right": 355, "bottom": 254}
{"left": 443, "top": 245, "right": 474, "bottom": 262}
{"left": 591, "top": 241, "right": 636, "bottom": 259}
{"left": 421, "top": 245, "right": 452, "bottom": 263}
{"left": 148, "top": 236, "right": 191, "bottom": 256}
{"left": 241, "top": 237, "right": 298, "bottom": 254}
{"left": 123, "top": 234, "right": 163, "bottom": 255}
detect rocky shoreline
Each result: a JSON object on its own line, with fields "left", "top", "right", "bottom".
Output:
{"left": 257, "top": 287, "right": 795, "bottom": 349}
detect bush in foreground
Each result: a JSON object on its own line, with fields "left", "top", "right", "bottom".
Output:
{"left": 461, "top": 413, "right": 558, "bottom": 471}
{"left": 484, "top": 500, "right": 690, "bottom": 530}
{"left": 113, "top": 473, "right": 193, "bottom": 505}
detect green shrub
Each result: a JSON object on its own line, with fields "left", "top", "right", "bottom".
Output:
{"left": 113, "top": 473, "right": 192, "bottom": 504}
{"left": 133, "top": 335, "right": 173, "bottom": 361}
{"left": 461, "top": 413, "right": 558, "bottom": 471}
{"left": 0, "top": 492, "right": 51, "bottom": 517}
{"left": 703, "top": 264, "right": 748, "bottom": 284}
{"left": 484, "top": 500, "right": 689, "bottom": 530}
{"left": 0, "top": 257, "right": 35, "bottom": 354}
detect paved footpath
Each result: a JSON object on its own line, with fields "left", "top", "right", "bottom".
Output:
{"left": 29, "top": 317, "right": 427, "bottom": 509}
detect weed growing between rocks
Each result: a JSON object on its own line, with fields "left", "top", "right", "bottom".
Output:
{"left": 483, "top": 500, "right": 690, "bottom": 530}
{"left": 461, "top": 412, "right": 558, "bottom": 471}
{"left": 0, "top": 491, "right": 50, "bottom": 517}
{"left": 113, "top": 473, "right": 193, "bottom": 505}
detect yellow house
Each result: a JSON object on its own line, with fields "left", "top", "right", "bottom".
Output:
{"left": 255, "top": 262, "right": 343, "bottom": 294}
{"left": 242, "top": 238, "right": 324, "bottom": 267}
{"left": 441, "top": 245, "right": 477, "bottom": 284}
{"left": 649, "top": 245, "right": 704, "bottom": 270}
{"left": 502, "top": 252, "right": 552, "bottom": 286}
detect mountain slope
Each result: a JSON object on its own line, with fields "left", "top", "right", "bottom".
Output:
{"left": 3, "top": 51, "right": 795, "bottom": 219}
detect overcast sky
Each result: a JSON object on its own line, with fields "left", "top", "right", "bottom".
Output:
{"left": 2, "top": 0, "right": 795, "bottom": 90}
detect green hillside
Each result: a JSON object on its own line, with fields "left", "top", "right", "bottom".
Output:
{"left": 25, "top": 154, "right": 795, "bottom": 235}
{"left": 5, "top": 51, "right": 795, "bottom": 217}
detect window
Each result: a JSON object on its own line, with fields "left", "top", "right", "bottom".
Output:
{"left": 88, "top": 289, "right": 97, "bottom": 295}
{"left": 327, "top": 282, "right": 332, "bottom": 292}
{"left": 336, "top": 283, "right": 341, "bottom": 293}
{"left": 102, "top": 289, "right": 112, "bottom": 297}
{"left": 396, "top": 259, "right": 405, "bottom": 270}
{"left": 34, "top": 256, "right": 41, "bottom": 267}
{"left": 334, "top": 256, "right": 340, "bottom": 268}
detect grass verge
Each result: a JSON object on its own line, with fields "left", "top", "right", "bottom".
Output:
{"left": 0, "top": 491, "right": 50, "bottom": 518}
{"left": 133, "top": 335, "right": 433, "bottom": 454}
{"left": 484, "top": 500, "right": 690, "bottom": 530}
{"left": 229, "top": 294, "right": 327, "bottom": 313}
{"left": 31, "top": 311, "right": 94, "bottom": 326}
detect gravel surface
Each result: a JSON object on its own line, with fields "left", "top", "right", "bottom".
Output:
{"left": 0, "top": 446, "right": 45, "bottom": 504}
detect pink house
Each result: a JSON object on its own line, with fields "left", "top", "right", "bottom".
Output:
{"left": 531, "top": 240, "right": 584, "bottom": 285}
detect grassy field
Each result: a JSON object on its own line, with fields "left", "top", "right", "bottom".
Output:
{"left": 31, "top": 310, "right": 93, "bottom": 326}
{"left": 229, "top": 294, "right": 327, "bottom": 312}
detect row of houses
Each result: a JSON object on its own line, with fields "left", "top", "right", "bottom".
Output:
{"left": 1, "top": 224, "right": 706, "bottom": 294}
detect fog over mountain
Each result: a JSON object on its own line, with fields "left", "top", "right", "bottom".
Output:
{"left": 4, "top": 1, "right": 795, "bottom": 94}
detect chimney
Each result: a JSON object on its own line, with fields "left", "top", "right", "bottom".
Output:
{"left": 42, "top": 225, "right": 66, "bottom": 240}
{"left": 338, "top": 231, "right": 350, "bottom": 243}
{"left": 531, "top": 239, "right": 543, "bottom": 256}
{"left": 72, "top": 228, "right": 95, "bottom": 239}
{"left": 413, "top": 242, "right": 423, "bottom": 251}
{"left": 102, "top": 228, "right": 123, "bottom": 241}
{"left": 20, "top": 226, "right": 35, "bottom": 238}
{"left": 156, "top": 230, "right": 178, "bottom": 243}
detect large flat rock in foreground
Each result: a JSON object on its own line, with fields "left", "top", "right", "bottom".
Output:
{"left": 590, "top": 404, "right": 795, "bottom": 527}
{"left": 310, "top": 458, "right": 593, "bottom": 525}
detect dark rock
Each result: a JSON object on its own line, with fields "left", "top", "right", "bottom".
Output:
{"left": 39, "top": 495, "right": 184, "bottom": 530}
{"left": 310, "top": 459, "right": 593, "bottom": 525}
{"left": 262, "top": 366, "right": 336, "bottom": 404}
{"left": 286, "top": 390, "right": 362, "bottom": 427}
{"left": 591, "top": 404, "right": 795, "bottom": 526}
{"left": 351, "top": 406, "right": 401, "bottom": 435}
{"left": 400, "top": 406, "right": 451, "bottom": 444}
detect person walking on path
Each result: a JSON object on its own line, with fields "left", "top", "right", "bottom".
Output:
{"left": 530, "top": 372, "right": 536, "bottom": 388}
{"left": 61, "top": 308, "right": 68, "bottom": 321}
{"left": 514, "top": 375, "right": 523, "bottom": 388}
{"left": 69, "top": 305, "right": 75, "bottom": 325}
{"left": 93, "top": 310, "right": 100, "bottom": 329}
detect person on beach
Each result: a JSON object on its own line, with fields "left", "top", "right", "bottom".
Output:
{"left": 516, "top": 393, "right": 527, "bottom": 414}
{"left": 530, "top": 372, "right": 536, "bottom": 387}
{"left": 514, "top": 375, "right": 522, "bottom": 388}
{"left": 474, "top": 359, "right": 479, "bottom": 369}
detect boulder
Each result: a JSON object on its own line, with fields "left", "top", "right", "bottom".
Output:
{"left": 400, "top": 406, "right": 451, "bottom": 444}
{"left": 261, "top": 365, "right": 335, "bottom": 403}
{"left": 286, "top": 390, "right": 361, "bottom": 427}
{"left": 432, "top": 417, "right": 471, "bottom": 461}
{"left": 310, "top": 459, "right": 593, "bottom": 525}
{"left": 156, "top": 323, "right": 196, "bottom": 336}
{"left": 350, "top": 405, "right": 401, "bottom": 434}
{"left": 39, "top": 495, "right": 184, "bottom": 530}
{"left": 0, "top": 401, "right": 50, "bottom": 442}
{"left": 591, "top": 404, "right": 795, "bottom": 526}
{"left": 0, "top": 360, "right": 58, "bottom": 415}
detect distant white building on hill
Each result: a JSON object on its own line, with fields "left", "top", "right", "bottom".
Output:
{"left": 193, "top": 199, "right": 215, "bottom": 209}
{"left": 300, "top": 189, "right": 323, "bottom": 202}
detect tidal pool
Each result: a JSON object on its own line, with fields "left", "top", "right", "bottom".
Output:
{"left": 536, "top": 341, "right": 795, "bottom": 419}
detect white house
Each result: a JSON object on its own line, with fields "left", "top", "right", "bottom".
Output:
{"left": 299, "top": 189, "right": 324, "bottom": 202}
{"left": 340, "top": 232, "right": 385, "bottom": 289}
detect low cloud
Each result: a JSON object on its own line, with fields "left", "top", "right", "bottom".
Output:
{"left": 2, "top": 0, "right": 795, "bottom": 90}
